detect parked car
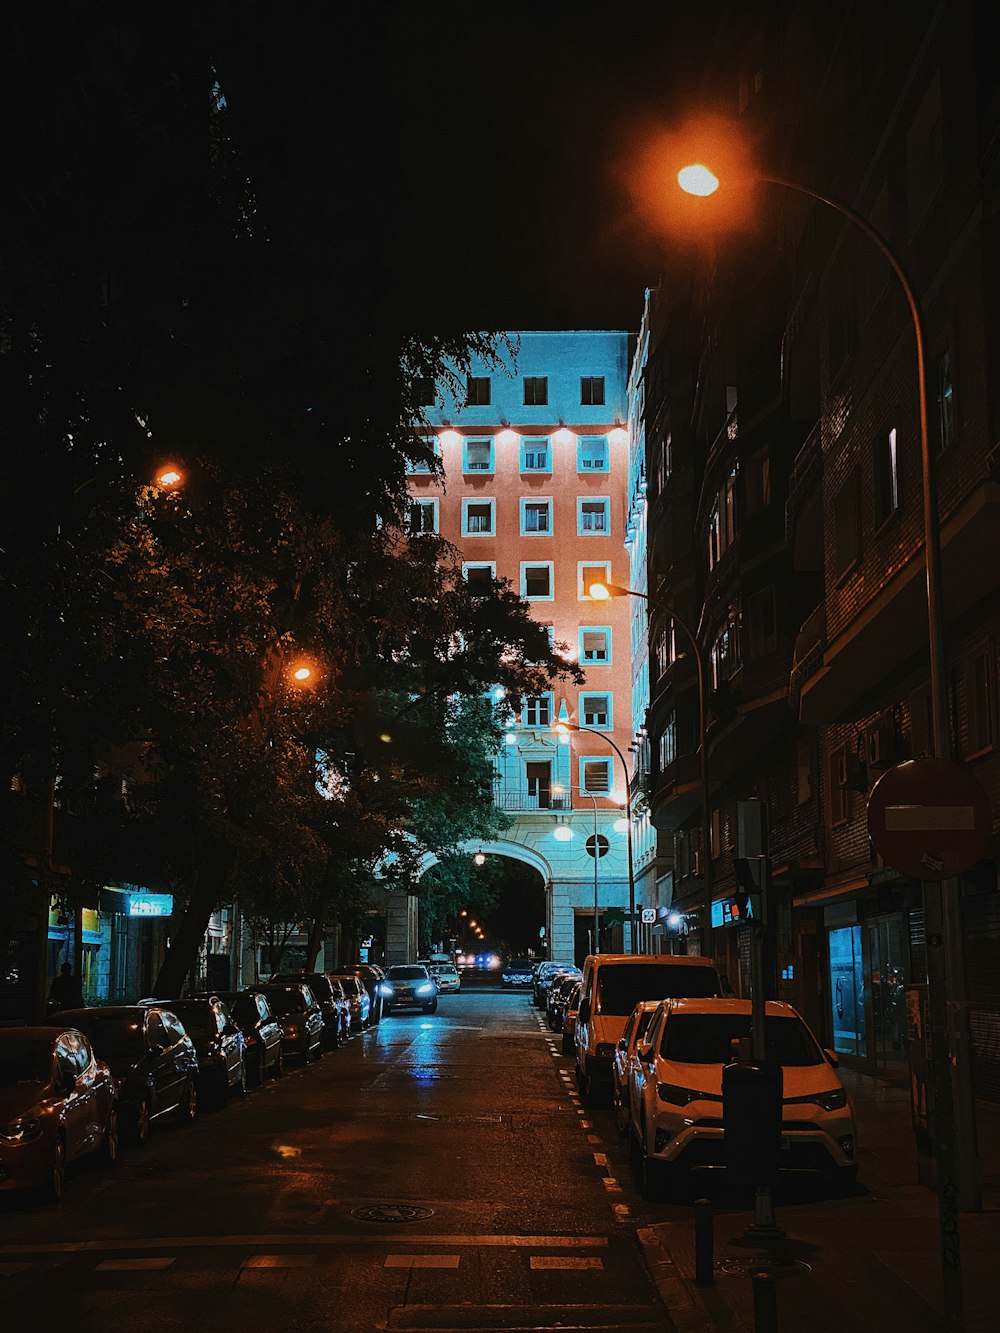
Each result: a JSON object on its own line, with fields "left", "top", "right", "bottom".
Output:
{"left": 574, "top": 953, "right": 725, "bottom": 1106}
{"left": 560, "top": 982, "right": 583, "bottom": 1055}
{"left": 429, "top": 962, "right": 461, "bottom": 993}
{"left": 329, "top": 973, "right": 371, "bottom": 1031}
{"left": 501, "top": 958, "right": 534, "bottom": 987}
{"left": 156, "top": 997, "right": 247, "bottom": 1106}
{"left": 533, "top": 961, "right": 575, "bottom": 1009}
{"left": 546, "top": 970, "right": 583, "bottom": 1031}
{"left": 627, "top": 997, "right": 858, "bottom": 1199}
{"left": 0, "top": 1026, "right": 119, "bottom": 1202}
{"left": 257, "top": 984, "right": 325, "bottom": 1062}
{"left": 55, "top": 1006, "right": 199, "bottom": 1146}
{"left": 338, "top": 964, "right": 386, "bottom": 1024}
{"left": 199, "top": 990, "right": 284, "bottom": 1084}
{"left": 611, "top": 1001, "right": 661, "bottom": 1136}
{"left": 382, "top": 964, "right": 438, "bottom": 1015}
{"left": 270, "top": 972, "right": 348, "bottom": 1048}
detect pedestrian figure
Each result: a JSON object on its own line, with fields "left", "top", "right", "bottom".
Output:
{"left": 49, "top": 962, "right": 84, "bottom": 1010}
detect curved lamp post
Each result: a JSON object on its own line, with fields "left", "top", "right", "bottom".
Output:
{"left": 590, "top": 581, "right": 714, "bottom": 953}
{"left": 553, "top": 721, "right": 637, "bottom": 954}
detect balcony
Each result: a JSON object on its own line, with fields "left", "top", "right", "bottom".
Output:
{"left": 492, "top": 787, "right": 572, "bottom": 812}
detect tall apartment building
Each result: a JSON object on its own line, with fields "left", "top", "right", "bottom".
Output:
{"left": 411, "top": 331, "right": 637, "bottom": 961}
{"left": 640, "top": 0, "right": 1000, "bottom": 1099}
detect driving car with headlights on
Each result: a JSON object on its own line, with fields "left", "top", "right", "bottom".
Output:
{"left": 382, "top": 964, "right": 438, "bottom": 1015}
{"left": 429, "top": 962, "right": 461, "bottom": 993}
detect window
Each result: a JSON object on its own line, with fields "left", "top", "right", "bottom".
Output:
{"left": 408, "top": 499, "right": 438, "bottom": 535}
{"left": 466, "top": 376, "right": 491, "bottom": 406}
{"left": 873, "top": 426, "right": 900, "bottom": 527}
{"left": 521, "top": 437, "right": 550, "bottom": 472}
{"left": 707, "top": 500, "right": 721, "bottom": 571}
{"left": 523, "top": 693, "right": 553, "bottom": 728}
{"left": 746, "top": 587, "right": 777, "bottom": 658}
{"left": 578, "top": 437, "right": 609, "bottom": 472}
{"left": 413, "top": 376, "right": 435, "bottom": 407}
{"left": 522, "top": 563, "right": 553, "bottom": 600}
{"left": 521, "top": 499, "right": 552, "bottom": 535}
{"left": 581, "top": 757, "right": 612, "bottom": 794}
{"left": 710, "top": 611, "right": 742, "bottom": 690}
{"left": 462, "top": 499, "right": 495, "bottom": 536}
{"left": 464, "top": 563, "right": 495, "bottom": 594}
{"left": 523, "top": 376, "right": 548, "bottom": 406}
{"left": 656, "top": 436, "right": 672, "bottom": 492}
{"left": 407, "top": 437, "right": 440, "bottom": 474}
{"left": 580, "top": 693, "right": 611, "bottom": 729}
{"left": 744, "top": 450, "right": 771, "bottom": 515}
{"left": 936, "top": 351, "right": 954, "bottom": 454}
{"left": 833, "top": 468, "right": 862, "bottom": 577}
{"left": 828, "top": 745, "right": 848, "bottom": 826}
{"left": 580, "top": 627, "right": 611, "bottom": 664}
{"left": 579, "top": 561, "right": 610, "bottom": 599}
{"left": 578, "top": 497, "right": 610, "bottom": 534}
{"left": 659, "top": 712, "right": 677, "bottom": 767}
{"left": 463, "top": 438, "right": 493, "bottom": 474}
{"left": 966, "top": 646, "right": 995, "bottom": 755}
{"left": 581, "top": 376, "right": 605, "bottom": 405}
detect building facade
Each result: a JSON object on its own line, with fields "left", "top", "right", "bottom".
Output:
{"left": 413, "top": 331, "right": 638, "bottom": 962}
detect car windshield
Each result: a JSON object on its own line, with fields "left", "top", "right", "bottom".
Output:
{"left": 388, "top": 966, "right": 427, "bottom": 981}
{"left": 660, "top": 1013, "right": 824, "bottom": 1066}
{"left": 0, "top": 1039, "right": 52, "bottom": 1086}
{"left": 506, "top": 959, "right": 532, "bottom": 970}
{"left": 166, "top": 1003, "right": 215, "bottom": 1036}
{"left": 431, "top": 965, "right": 457, "bottom": 975}
{"left": 596, "top": 964, "right": 719, "bottom": 1016}
{"left": 266, "top": 991, "right": 306, "bottom": 1015}
{"left": 74, "top": 1016, "right": 145, "bottom": 1059}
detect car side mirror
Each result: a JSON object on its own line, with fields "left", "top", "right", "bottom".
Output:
{"left": 637, "top": 1042, "right": 653, "bottom": 1065}
{"left": 578, "top": 998, "right": 590, "bottom": 1024}
{"left": 824, "top": 1048, "right": 840, "bottom": 1067}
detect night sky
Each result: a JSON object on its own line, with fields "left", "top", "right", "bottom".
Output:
{"left": 269, "top": 1, "right": 725, "bottom": 335}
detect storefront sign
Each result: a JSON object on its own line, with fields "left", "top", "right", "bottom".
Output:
{"left": 127, "top": 892, "right": 174, "bottom": 918}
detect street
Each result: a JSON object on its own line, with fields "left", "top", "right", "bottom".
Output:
{"left": 0, "top": 990, "right": 671, "bottom": 1331}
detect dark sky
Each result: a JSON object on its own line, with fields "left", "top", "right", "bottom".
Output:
{"left": 267, "top": 1, "right": 725, "bottom": 335}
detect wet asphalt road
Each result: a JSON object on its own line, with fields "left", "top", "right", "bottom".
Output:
{"left": 0, "top": 989, "right": 677, "bottom": 1331}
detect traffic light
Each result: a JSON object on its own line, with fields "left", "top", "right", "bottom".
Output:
{"left": 732, "top": 856, "right": 761, "bottom": 924}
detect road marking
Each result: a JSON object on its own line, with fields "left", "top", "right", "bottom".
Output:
{"left": 242, "top": 1254, "right": 316, "bottom": 1269}
{"left": 385, "top": 1254, "right": 461, "bottom": 1269}
{"left": 613, "top": 1204, "right": 631, "bottom": 1221}
{"left": 95, "top": 1257, "right": 176, "bottom": 1272}
{"left": 580, "top": 1119, "right": 593, "bottom": 1129}
{"left": 593, "top": 1153, "right": 609, "bottom": 1167}
{"left": 0, "top": 1233, "right": 611, "bottom": 1255}
{"left": 587, "top": 1134, "right": 601, "bottom": 1144}
{"left": 530, "top": 1256, "right": 604, "bottom": 1270}
{"left": 601, "top": 1178, "right": 622, "bottom": 1193}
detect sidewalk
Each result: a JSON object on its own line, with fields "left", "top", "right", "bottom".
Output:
{"left": 637, "top": 1067, "right": 1000, "bottom": 1331}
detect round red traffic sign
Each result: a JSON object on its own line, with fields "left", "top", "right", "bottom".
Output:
{"left": 867, "top": 757, "right": 992, "bottom": 881}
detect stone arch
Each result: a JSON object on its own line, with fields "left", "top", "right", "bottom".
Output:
{"left": 417, "top": 838, "right": 554, "bottom": 885}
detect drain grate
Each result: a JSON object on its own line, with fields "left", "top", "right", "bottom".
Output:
{"left": 351, "top": 1204, "right": 435, "bottom": 1224}
{"left": 716, "top": 1256, "right": 811, "bottom": 1279}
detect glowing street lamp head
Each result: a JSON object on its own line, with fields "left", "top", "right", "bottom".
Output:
{"left": 155, "top": 464, "right": 184, "bottom": 489}
{"left": 552, "top": 721, "right": 575, "bottom": 736}
{"left": 473, "top": 852, "right": 486, "bottom": 866}
{"left": 587, "top": 582, "right": 611, "bottom": 601}
{"left": 678, "top": 163, "right": 720, "bottom": 197}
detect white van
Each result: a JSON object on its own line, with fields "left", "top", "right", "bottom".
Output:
{"left": 574, "top": 953, "right": 724, "bottom": 1105}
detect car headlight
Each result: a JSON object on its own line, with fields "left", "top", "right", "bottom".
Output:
{"left": 657, "top": 1083, "right": 703, "bottom": 1106}
{"left": 811, "top": 1087, "right": 848, "bottom": 1111}
{"left": 0, "top": 1116, "right": 43, "bottom": 1143}
{"left": 381, "top": 984, "right": 394, "bottom": 996}
{"left": 595, "top": 1043, "right": 616, "bottom": 1059}
{"left": 417, "top": 983, "right": 435, "bottom": 996}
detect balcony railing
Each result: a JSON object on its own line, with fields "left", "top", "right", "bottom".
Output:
{"left": 492, "top": 787, "right": 572, "bottom": 811}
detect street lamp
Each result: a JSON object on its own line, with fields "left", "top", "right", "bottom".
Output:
{"left": 589, "top": 581, "right": 713, "bottom": 955}
{"left": 553, "top": 720, "right": 637, "bottom": 954}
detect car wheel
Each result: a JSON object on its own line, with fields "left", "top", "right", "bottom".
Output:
{"left": 235, "top": 1060, "right": 248, "bottom": 1096}
{"left": 176, "top": 1076, "right": 198, "bottom": 1125}
{"left": 384, "top": 1005, "right": 392, "bottom": 1016}
{"left": 45, "top": 1135, "right": 66, "bottom": 1204}
{"left": 128, "top": 1096, "right": 150, "bottom": 1147}
{"left": 577, "top": 1068, "right": 591, "bottom": 1106}
{"left": 313, "top": 1038, "right": 324, "bottom": 1060}
{"left": 561, "top": 1031, "right": 572, "bottom": 1055}
{"left": 613, "top": 1084, "right": 629, "bottom": 1138}
{"left": 272, "top": 1047, "right": 284, "bottom": 1079}
{"left": 423, "top": 1000, "right": 437, "bottom": 1014}
{"left": 101, "top": 1104, "right": 120, "bottom": 1164}
{"left": 249, "top": 1051, "right": 264, "bottom": 1087}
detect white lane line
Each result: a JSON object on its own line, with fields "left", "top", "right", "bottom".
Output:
{"left": 601, "top": 1178, "right": 623, "bottom": 1193}
{"left": 613, "top": 1204, "right": 631, "bottom": 1222}
{"left": 242, "top": 1254, "right": 317, "bottom": 1269}
{"left": 95, "top": 1257, "right": 176, "bottom": 1272}
{"left": 530, "top": 1256, "right": 604, "bottom": 1270}
{"left": 385, "top": 1255, "right": 460, "bottom": 1269}
{"left": 580, "top": 1119, "right": 593, "bottom": 1129}
{"left": 0, "top": 1233, "right": 611, "bottom": 1255}
{"left": 587, "top": 1135, "right": 601, "bottom": 1144}
{"left": 593, "top": 1153, "right": 609, "bottom": 1167}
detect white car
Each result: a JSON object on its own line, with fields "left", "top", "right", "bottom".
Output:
{"left": 611, "top": 1001, "right": 660, "bottom": 1138}
{"left": 627, "top": 997, "right": 857, "bottom": 1199}
{"left": 429, "top": 963, "right": 461, "bottom": 993}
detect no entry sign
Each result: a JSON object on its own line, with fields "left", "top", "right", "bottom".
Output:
{"left": 867, "top": 757, "right": 992, "bottom": 881}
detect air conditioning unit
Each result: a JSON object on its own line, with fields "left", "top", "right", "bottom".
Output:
{"left": 865, "top": 717, "right": 896, "bottom": 769}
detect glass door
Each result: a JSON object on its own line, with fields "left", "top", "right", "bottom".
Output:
{"left": 829, "top": 925, "right": 866, "bottom": 1058}
{"left": 866, "top": 915, "right": 908, "bottom": 1070}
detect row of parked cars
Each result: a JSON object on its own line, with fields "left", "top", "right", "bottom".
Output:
{"left": 0, "top": 964, "right": 387, "bottom": 1205}
{"left": 529, "top": 953, "right": 858, "bottom": 1200}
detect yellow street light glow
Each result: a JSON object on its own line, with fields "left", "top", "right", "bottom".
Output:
{"left": 587, "top": 582, "right": 611, "bottom": 601}
{"left": 678, "top": 163, "right": 720, "bottom": 196}
{"left": 469, "top": 920, "right": 477, "bottom": 928}
{"left": 155, "top": 466, "right": 183, "bottom": 489}
{"left": 379, "top": 732, "right": 392, "bottom": 743}
{"left": 292, "top": 667, "right": 312, "bottom": 682}
{"left": 473, "top": 852, "right": 486, "bottom": 866}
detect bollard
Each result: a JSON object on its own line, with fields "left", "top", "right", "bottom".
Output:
{"left": 752, "top": 1272, "right": 778, "bottom": 1333}
{"left": 694, "top": 1197, "right": 714, "bottom": 1286}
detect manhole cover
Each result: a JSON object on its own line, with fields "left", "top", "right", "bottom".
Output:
{"left": 716, "top": 1257, "right": 811, "bottom": 1280}
{"left": 351, "top": 1204, "right": 435, "bottom": 1224}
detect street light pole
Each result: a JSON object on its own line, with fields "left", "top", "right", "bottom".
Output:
{"left": 589, "top": 582, "right": 714, "bottom": 955}
{"left": 554, "top": 723, "right": 637, "bottom": 954}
